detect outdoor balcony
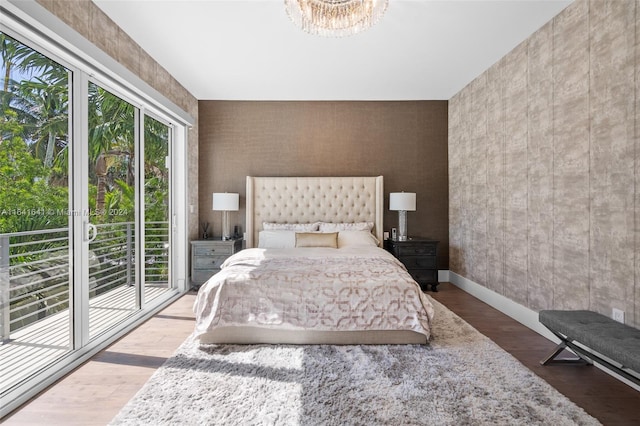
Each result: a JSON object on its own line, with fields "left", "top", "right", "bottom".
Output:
{"left": 0, "top": 221, "right": 173, "bottom": 398}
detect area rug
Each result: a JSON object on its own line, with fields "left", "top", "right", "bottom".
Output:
{"left": 110, "top": 298, "right": 600, "bottom": 425}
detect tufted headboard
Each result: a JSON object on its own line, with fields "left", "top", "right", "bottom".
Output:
{"left": 246, "top": 176, "right": 384, "bottom": 248}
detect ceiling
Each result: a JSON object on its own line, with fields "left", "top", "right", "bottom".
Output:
{"left": 93, "top": 0, "right": 573, "bottom": 101}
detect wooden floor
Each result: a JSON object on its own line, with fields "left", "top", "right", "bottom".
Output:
{"left": 4, "top": 282, "right": 640, "bottom": 425}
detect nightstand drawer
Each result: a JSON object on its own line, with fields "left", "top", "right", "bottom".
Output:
{"left": 191, "top": 239, "right": 242, "bottom": 287}
{"left": 194, "top": 245, "right": 234, "bottom": 256}
{"left": 396, "top": 244, "right": 437, "bottom": 256}
{"left": 400, "top": 255, "right": 436, "bottom": 269}
{"left": 194, "top": 255, "right": 227, "bottom": 269}
{"left": 385, "top": 238, "right": 439, "bottom": 291}
{"left": 409, "top": 269, "right": 437, "bottom": 285}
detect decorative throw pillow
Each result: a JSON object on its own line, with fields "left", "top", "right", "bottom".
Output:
{"left": 263, "top": 222, "right": 319, "bottom": 231}
{"left": 295, "top": 232, "right": 338, "bottom": 248}
{"left": 318, "top": 221, "right": 374, "bottom": 232}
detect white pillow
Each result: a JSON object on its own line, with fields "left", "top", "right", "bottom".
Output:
{"left": 319, "top": 221, "right": 374, "bottom": 232}
{"left": 262, "top": 222, "right": 319, "bottom": 231}
{"left": 258, "top": 230, "right": 296, "bottom": 248}
{"left": 338, "top": 231, "right": 380, "bottom": 248}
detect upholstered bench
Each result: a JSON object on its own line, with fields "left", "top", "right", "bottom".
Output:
{"left": 539, "top": 310, "right": 640, "bottom": 386}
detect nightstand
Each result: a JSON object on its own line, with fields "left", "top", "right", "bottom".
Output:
{"left": 385, "top": 238, "right": 439, "bottom": 291}
{"left": 191, "top": 239, "right": 242, "bottom": 288}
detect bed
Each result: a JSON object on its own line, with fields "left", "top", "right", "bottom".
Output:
{"left": 193, "top": 176, "right": 435, "bottom": 344}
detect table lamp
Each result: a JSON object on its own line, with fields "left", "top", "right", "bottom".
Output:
{"left": 389, "top": 192, "right": 416, "bottom": 241}
{"left": 212, "top": 192, "right": 239, "bottom": 240}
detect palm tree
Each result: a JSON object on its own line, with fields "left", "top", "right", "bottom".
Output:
{"left": 1, "top": 33, "right": 69, "bottom": 170}
{"left": 12, "top": 76, "right": 68, "bottom": 168}
{"left": 88, "top": 82, "right": 135, "bottom": 213}
{"left": 144, "top": 116, "right": 169, "bottom": 222}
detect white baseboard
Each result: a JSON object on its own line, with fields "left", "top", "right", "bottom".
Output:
{"left": 446, "top": 271, "right": 640, "bottom": 392}
{"left": 447, "top": 271, "right": 557, "bottom": 341}
{"left": 438, "top": 270, "right": 449, "bottom": 283}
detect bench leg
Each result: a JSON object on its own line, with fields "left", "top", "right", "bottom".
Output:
{"left": 541, "top": 342, "right": 569, "bottom": 365}
{"left": 541, "top": 341, "right": 593, "bottom": 366}
{"left": 540, "top": 325, "right": 640, "bottom": 386}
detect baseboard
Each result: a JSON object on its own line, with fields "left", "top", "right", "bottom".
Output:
{"left": 438, "top": 270, "right": 449, "bottom": 283}
{"left": 447, "top": 271, "right": 557, "bottom": 341}
{"left": 447, "top": 271, "right": 640, "bottom": 392}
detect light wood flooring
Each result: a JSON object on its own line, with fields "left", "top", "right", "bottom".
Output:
{"left": 3, "top": 282, "right": 640, "bottom": 425}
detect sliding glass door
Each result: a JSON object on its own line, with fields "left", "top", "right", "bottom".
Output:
{"left": 84, "top": 86, "right": 175, "bottom": 338}
{"left": 0, "top": 32, "right": 73, "bottom": 394}
{"left": 143, "top": 115, "right": 171, "bottom": 305}
{"left": 86, "top": 82, "right": 139, "bottom": 340}
{"left": 0, "top": 28, "right": 179, "bottom": 411}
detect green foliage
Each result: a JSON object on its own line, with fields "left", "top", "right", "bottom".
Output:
{"left": 145, "top": 176, "right": 169, "bottom": 222}
{"left": 104, "top": 179, "right": 135, "bottom": 222}
{"left": 0, "top": 115, "right": 68, "bottom": 233}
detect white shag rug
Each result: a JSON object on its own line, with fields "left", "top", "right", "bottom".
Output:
{"left": 110, "top": 299, "right": 600, "bottom": 426}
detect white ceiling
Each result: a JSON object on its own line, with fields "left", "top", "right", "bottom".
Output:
{"left": 93, "top": 0, "right": 572, "bottom": 101}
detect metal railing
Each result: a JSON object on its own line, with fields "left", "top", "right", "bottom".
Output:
{"left": 0, "top": 221, "right": 169, "bottom": 341}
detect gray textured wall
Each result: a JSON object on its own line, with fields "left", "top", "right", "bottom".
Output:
{"left": 449, "top": 0, "right": 639, "bottom": 328}
{"left": 37, "top": 0, "right": 200, "bottom": 239}
{"left": 198, "top": 101, "right": 450, "bottom": 269}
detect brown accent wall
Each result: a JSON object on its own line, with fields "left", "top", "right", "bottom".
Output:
{"left": 37, "top": 0, "right": 200, "bottom": 239}
{"left": 449, "top": 0, "right": 639, "bottom": 328}
{"left": 199, "top": 101, "right": 449, "bottom": 269}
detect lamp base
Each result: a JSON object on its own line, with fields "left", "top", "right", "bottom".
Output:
{"left": 222, "top": 211, "right": 232, "bottom": 241}
{"left": 398, "top": 210, "right": 408, "bottom": 241}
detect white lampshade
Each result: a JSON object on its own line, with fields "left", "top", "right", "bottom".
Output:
{"left": 389, "top": 192, "right": 416, "bottom": 211}
{"left": 212, "top": 193, "right": 239, "bottom": 211}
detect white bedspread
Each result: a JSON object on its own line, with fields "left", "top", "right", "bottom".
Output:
{"left": 193, "top": 247, "right": 435, "bottom": 340}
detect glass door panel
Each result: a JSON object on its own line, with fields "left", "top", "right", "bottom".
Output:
{"left": 87, "top": 82, "right": 138, "bottom": 339}
{"left": 0, "top": 21, "right": 184, "bottom": 416}
{"left": 143, "top": 115, "right": 171, "bottom": 304}
{"left": 0, "top": 33, "right": 72, "bottom": 396}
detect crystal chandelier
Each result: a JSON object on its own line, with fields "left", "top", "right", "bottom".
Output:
{"left": 285, "top": 0, "right": 389, "bottom": 37}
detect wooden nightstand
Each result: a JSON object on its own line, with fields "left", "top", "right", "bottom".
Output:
{"left": 385, "top": 238, "right": 439, "bottom": 291}
{"left": 190, "top": 239, "right": 242, "bottom": 288}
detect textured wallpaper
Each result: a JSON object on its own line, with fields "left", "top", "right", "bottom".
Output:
{"left": 449, "top": 0, "right": 639, "bottom": 328}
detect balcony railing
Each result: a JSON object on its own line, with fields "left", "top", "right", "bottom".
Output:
{"left": 0, "top": 221, "right": 169, "bottom": 342}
